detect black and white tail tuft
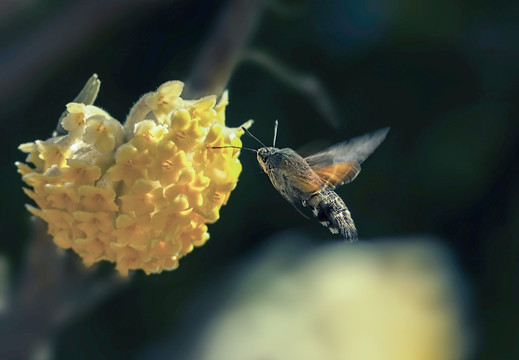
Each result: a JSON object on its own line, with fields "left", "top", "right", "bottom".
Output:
{"left": 306, "top": 188, "right": 358, "bottom": 242}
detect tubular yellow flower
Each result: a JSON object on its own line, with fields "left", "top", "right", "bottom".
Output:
{"left": 45, "top": 183, "right": 81, "bottom": 211}
{"left": 61, "top": 103, "right": 87, "bottom": 135}
{"left": 119, "top": 179, "right": 164, "bottom": 216}
{"left": 74, "top": 211, "right": 115, "bottom": 237}
{"left": 144, "top": 80, "right": 184, "bottom": 119}
{"left": 61, "top": 160, "right": 102, "bottom": 185}
{"left": 78, "top": 186, "right": 118, "bottom": 212}
{"left": 37, "top": 141, "right": 72, "bottom": 170}
{"left": 17, "top": 75, "right": 250, "bottom": 275}
{"left": 18, "top": 142, "right": 45, "bottom": 169}
{"left": 82, "top": 116, "right": 124, "bottom": 153}
{"left": 107, "top": 144, "right": 152, "bottom": 186}
{"left": 113, "top": 214, "right": 152, "bottom": 249}
{"left": 148, "top": 144, "right": 191, "bottom": 187}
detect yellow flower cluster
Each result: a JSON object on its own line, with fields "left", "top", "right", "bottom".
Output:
{"left": 16, "top": 76, "right": 251, "bottom": 275}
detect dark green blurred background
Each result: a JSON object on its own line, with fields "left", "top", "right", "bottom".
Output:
{"left": 1, "top": 0, "right": 518, "bottom": 359}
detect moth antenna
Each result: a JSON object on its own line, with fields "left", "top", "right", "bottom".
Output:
{"left": 209, "top": 145, "right": 257, "bottom": 153}
{"left": 273, "top": 120, "right": 279, "bottom": 147}
{"left": 241, "top": 126, "right": 267, "bottom": 148}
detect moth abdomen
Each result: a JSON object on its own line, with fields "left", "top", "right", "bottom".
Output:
{"left": 306, "top": 188, "right": 358, "bottom": 242}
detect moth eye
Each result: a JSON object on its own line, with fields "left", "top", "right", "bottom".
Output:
{"left": 257, "top": 151, "right": 267, "bottom": 162}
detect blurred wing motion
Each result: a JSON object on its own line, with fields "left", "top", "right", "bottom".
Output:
{"left": 310, "top": 162, "right": 361, "bottom": 188}
{"left": 305, "top": 127, "right": 390, "bottom": 188}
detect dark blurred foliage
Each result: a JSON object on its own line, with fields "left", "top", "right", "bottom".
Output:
{"left": 1, "top": 0, "right": 518, "bottom": 359}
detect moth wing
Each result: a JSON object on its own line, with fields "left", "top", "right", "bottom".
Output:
{"left": 311, "top": 161, "right": 361, "bottom": 188}
{"left": 290, "top": 175, "right": 323, "bottom": 194}
{"left": 305, "top": 127, "right": 389, "bottom": 188}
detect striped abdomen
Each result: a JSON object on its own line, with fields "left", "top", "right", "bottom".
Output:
{"left": 304, "top": 187, "right": 358, "bottom": 241}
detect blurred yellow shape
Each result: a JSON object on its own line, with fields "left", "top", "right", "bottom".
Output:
{"left": 191, "top": 237, "right": 469, "bottom": 360}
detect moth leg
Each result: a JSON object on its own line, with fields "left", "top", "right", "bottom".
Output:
{"left": 289, "top": 200, "right": 310, "bottom": 219}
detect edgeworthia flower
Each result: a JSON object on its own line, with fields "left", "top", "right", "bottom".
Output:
{"left": 16, "top": 74, "right": 252, "bottom": 275}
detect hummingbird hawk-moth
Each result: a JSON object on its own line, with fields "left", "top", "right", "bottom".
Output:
{"left": 212, "top": 122, "right": 389, "bottom": 241}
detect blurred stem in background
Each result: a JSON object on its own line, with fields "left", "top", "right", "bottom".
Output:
{"left": 242, "top": 48, "right": 341, "bottom": 128}
{"left": 183, "top": 0, "right": 266, "bottom": 98}
{"left": 0, "top": 0, "right": 172, "bottom": 111}
{"left": 0, "top": 219, "right": 125, "bottom": 360}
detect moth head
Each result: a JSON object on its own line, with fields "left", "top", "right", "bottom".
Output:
{"left": 256, "top": 147, "right": 276, "bottom": 168}
{"left": 240, "top": 121, "right": 282, "bottom": 172}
